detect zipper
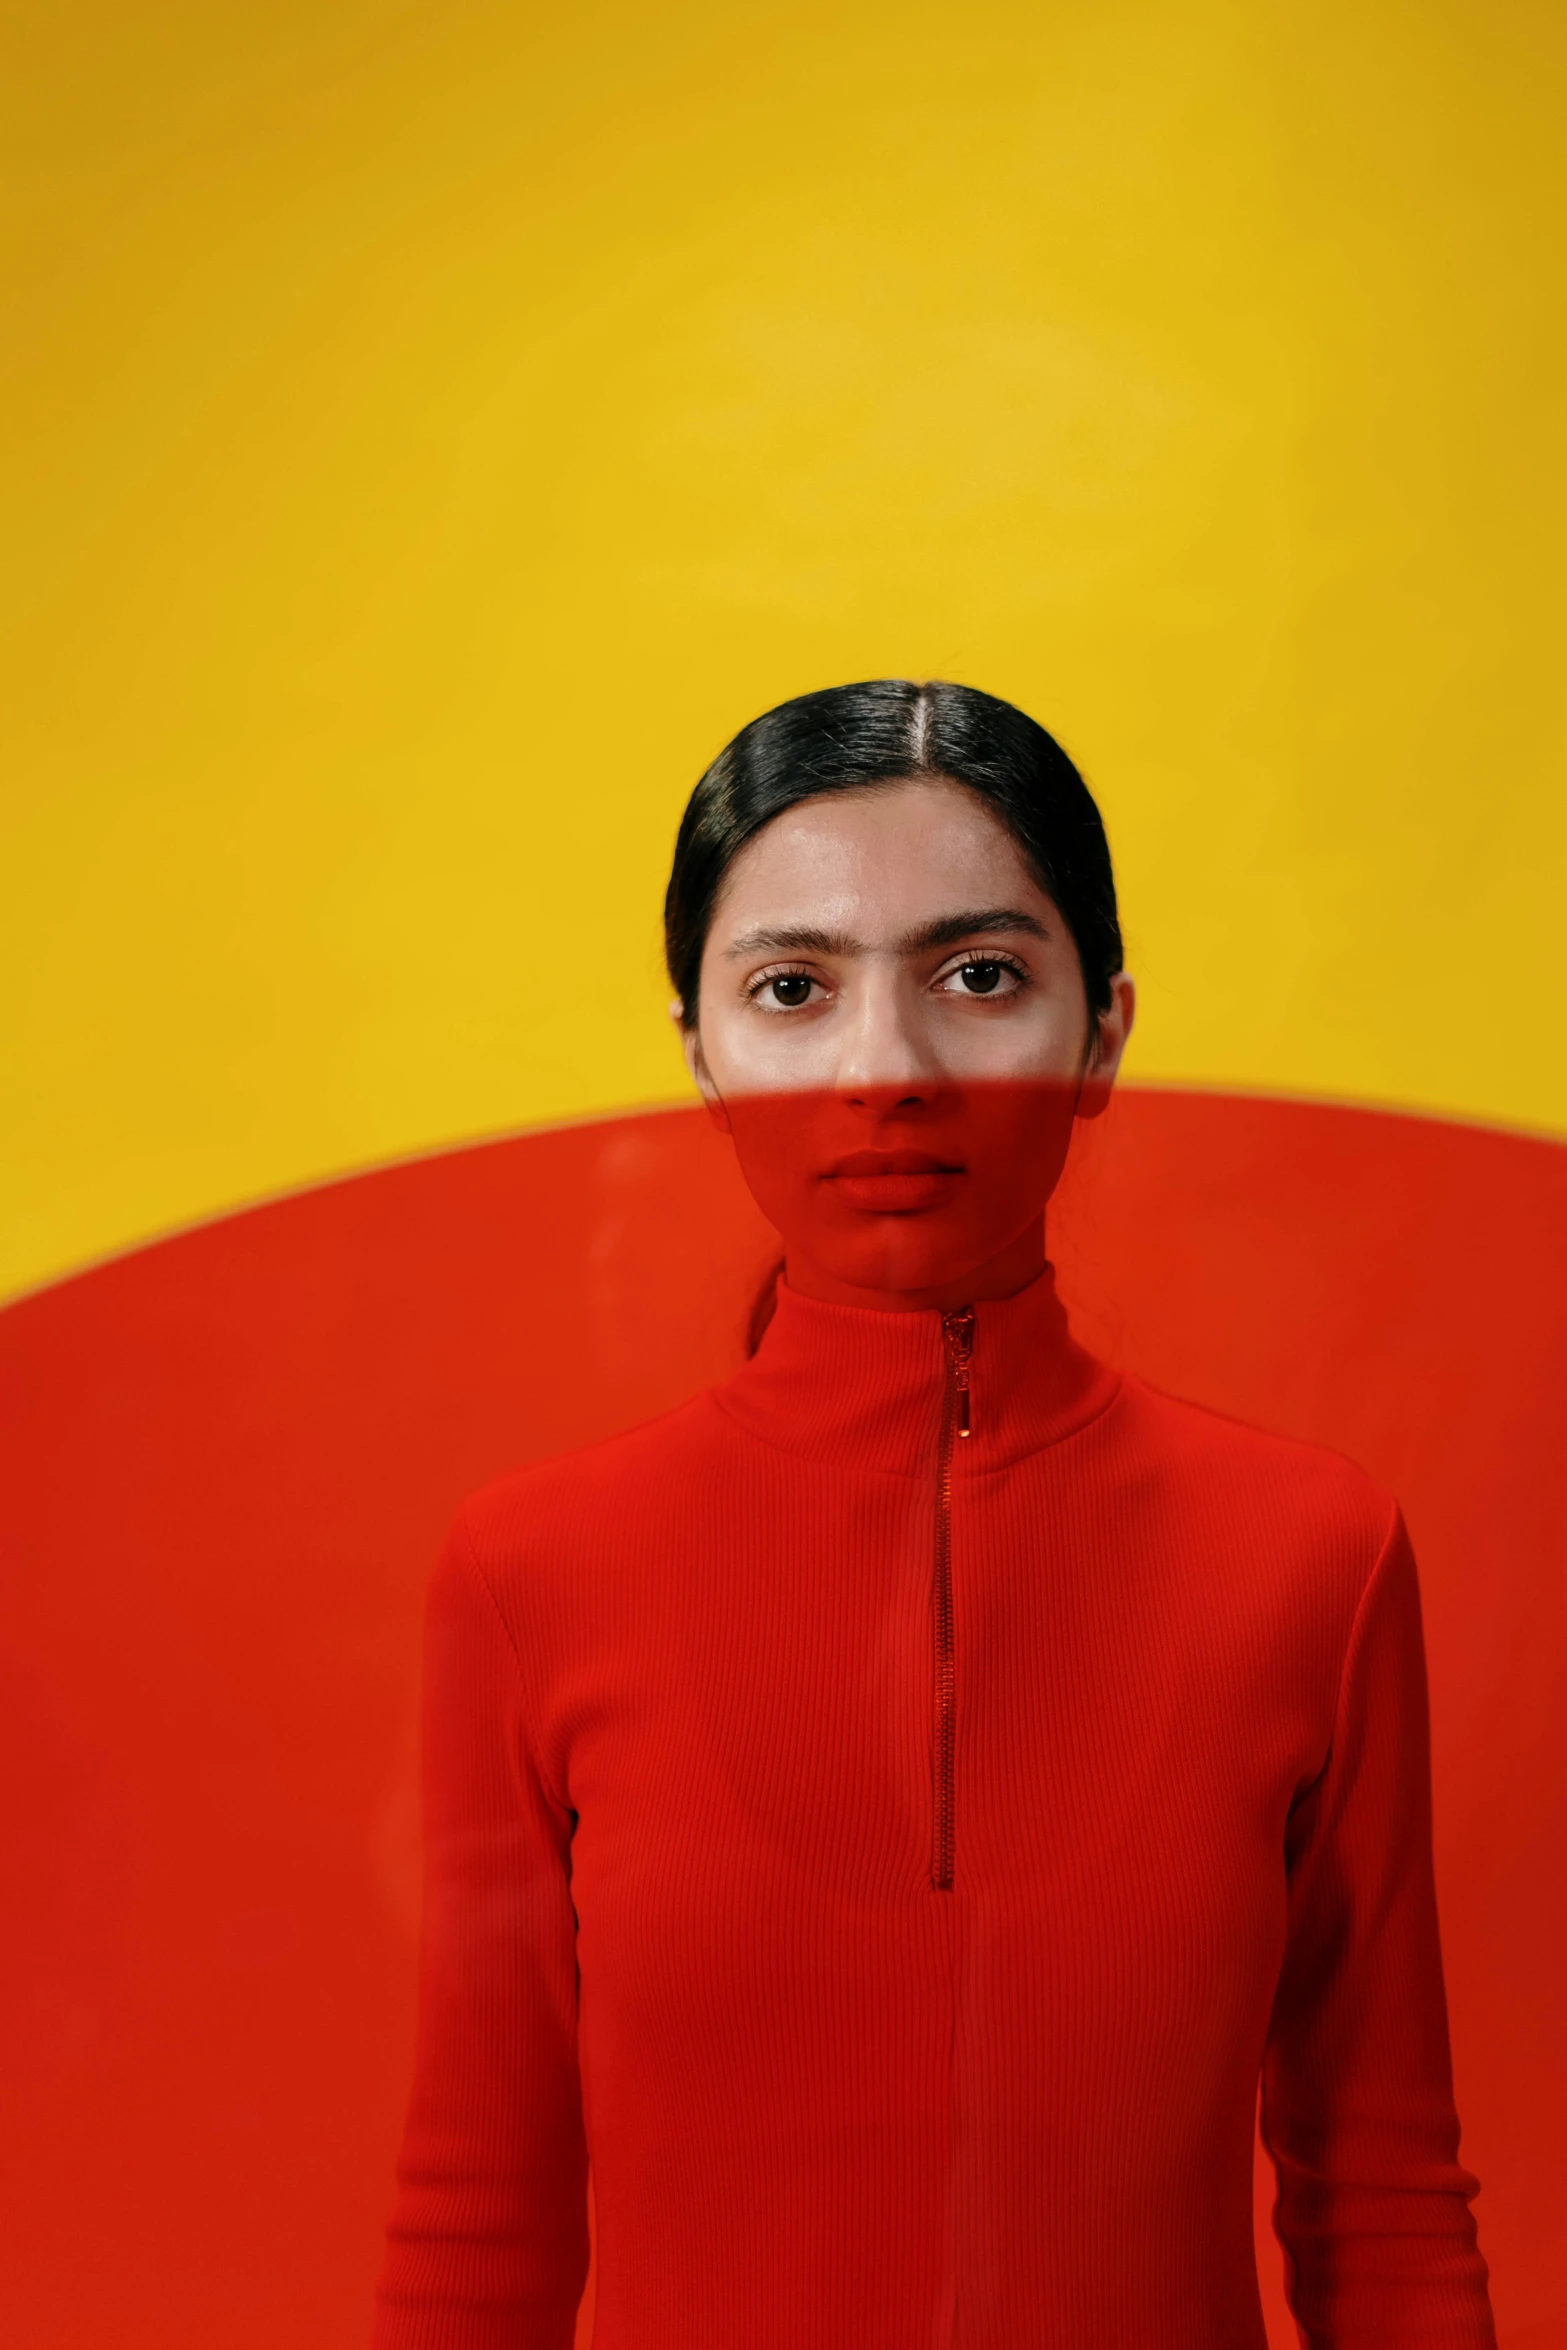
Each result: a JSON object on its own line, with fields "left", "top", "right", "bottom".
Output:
{"left": 931, "top": 1306, "right": 975, "bottom": 1892}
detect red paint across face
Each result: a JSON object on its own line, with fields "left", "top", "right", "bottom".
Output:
{"left": 719, "top": 1077, "right": 1083, "bottom": 1302}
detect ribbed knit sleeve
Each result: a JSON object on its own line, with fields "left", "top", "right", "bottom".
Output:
{"left": 1260, "top": 1506, "right": 1495, "bottom": 2347}
{"left": 371, "top": 1512, "right": 589, "bottom": 2350}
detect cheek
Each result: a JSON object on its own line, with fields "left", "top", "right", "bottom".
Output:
{"left": 956, "top": 1082, "right": 1080, "bottom": 1218}
{"left": 698, "top": 1003, "right": 819, "bottom": 1093}
{"left": 720, "top": 1089, "right": 834, "bottom": 1231}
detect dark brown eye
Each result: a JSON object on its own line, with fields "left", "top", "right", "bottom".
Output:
{"left": 768, "top": 973, "right": 812, "bottom": 1006}
{"left": 958, "top": 960, "right": 1003, "bottom": 994}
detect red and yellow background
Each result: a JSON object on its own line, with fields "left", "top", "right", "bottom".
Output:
{"left": 2, "top": 4, "right": 1563, "bottom": 2344}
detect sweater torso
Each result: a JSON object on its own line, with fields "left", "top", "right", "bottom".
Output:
{"left": 375, "top": 1269, "right": 1494, "bottom": 2349}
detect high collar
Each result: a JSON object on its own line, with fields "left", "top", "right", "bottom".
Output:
{"left": 711, "top": 1262, "right": 1120, "bottom": 1480}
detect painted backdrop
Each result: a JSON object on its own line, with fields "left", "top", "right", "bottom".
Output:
{"left": 2, "top": 4, "right": 1563, "bottom": 2346}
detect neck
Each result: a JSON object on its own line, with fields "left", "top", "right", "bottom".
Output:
{"left": 719, "top": 1247, "right": 1119, "bottom": 1476}
{"left": 783, "top": 1214, "right": 1047, "bottom": 1315}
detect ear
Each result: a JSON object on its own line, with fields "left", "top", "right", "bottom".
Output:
{"left": 673, "top": 1001, "right": 732, "bottom": 1133}
{"left": 1074, "top": 972, "right": 1135, "bottom": 1121}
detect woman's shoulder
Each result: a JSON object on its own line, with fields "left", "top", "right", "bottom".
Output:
{"left": 1092, "top": 1376, "right": 1409, "bottom": 1668}
{"left": 1105, "top": 1370, "right": 1401, "bottom": 1557}
{"left": 444, "top": 1384, "right": 734, "bottom": 1574}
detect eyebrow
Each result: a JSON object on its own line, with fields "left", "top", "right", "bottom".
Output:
{"left": 911, "top": 907, "right": 1051, "bottom": 951}
{"left": 723, "top": 908, "right": 1051, "bottom": 959}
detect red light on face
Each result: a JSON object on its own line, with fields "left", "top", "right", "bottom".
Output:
{"left": 721, "top": 1078, "right": 1083, "bottom": 1298}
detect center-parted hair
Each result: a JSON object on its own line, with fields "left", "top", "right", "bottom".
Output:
{"left": 664, "top": 677, "right": 1123, "bottom": 1029}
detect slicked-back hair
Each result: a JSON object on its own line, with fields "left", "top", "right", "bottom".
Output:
{"left": 664, "top": 678, "right": 1123, "bottom": 1032}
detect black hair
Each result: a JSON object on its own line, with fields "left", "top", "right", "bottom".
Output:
{"left": 664, "top": 677, "right": 1122, "bottom": 1035}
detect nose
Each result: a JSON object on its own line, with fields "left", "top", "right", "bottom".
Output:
{"left": 832, "top": 967, "right": 942, "bottom": 1115}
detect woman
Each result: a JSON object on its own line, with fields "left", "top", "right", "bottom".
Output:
{"left": 372, "top": 680, "right": 1495, "bottom": 2346}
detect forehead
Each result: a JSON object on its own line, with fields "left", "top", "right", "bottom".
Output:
{"left": 707, "top": 778, "right": 1044, "bottom": 938}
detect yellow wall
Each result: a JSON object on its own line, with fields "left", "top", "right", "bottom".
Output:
{"left": 4, "top": 0, "right": 1563, "bottom": 1299}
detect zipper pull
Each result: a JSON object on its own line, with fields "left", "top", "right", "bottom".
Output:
{"left": 942, "top": 1307, "right": 976, "bottom": 1437}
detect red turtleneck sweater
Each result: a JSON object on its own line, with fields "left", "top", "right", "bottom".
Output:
{"left": 372, "top": 1268, "right": 1494, "bottom": 2348}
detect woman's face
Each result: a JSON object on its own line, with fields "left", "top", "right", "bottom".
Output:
{"left": 681, "top": 776, "right": 1135, "bottom": 1310}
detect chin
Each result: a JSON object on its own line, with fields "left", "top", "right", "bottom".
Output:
{"left": 795, "top": 1208, "right": 1017, "bottom": 1299}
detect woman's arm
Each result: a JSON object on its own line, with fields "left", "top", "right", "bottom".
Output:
{"left": 372, "top": 1511, "right": 589, "bottom": 2350}
{"left": 1260, "top": 1505, "right": 1496, "bottom": 2347}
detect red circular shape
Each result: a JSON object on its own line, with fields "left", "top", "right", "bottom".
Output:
{"left": 1, "top": 1093, "right": 1562, "bottom": 2347}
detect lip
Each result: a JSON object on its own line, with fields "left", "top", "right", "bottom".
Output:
{"left": 821, "top": 1149, "right": 964, "bottom": 1214}
{"left": 823, "top": 1150, "right": 963, "bottom": 1179}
